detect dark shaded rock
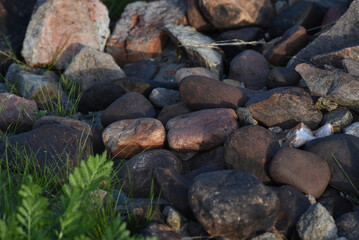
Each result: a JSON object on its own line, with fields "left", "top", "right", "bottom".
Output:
{"left": 343, "top": 58, "right": 359, "bottom": 77}
{"left": 189, "top": 145, "right": 225, "bottom": 170}
{"left": 269, "top": 148, "right": 331, "bottom": 198}
{"left": 198, "top": 0, "right": 275, "bottom": 30}
{"left": 157, "top": 103, "right": 192, "bottom": 126}
{"left": 175, "top": 67, "right": 219, "bottom": 85}
{"left": 92, "top": 126, "right": 105, "bottom": 155}
{"left": 188, "top": 170, "right": 279, "bottom": 239}
{"left": 310, "top": 44, "right": 359, "bottom": 68}
{"left": 266, "top": 67, "right": 301, "bottom": 89}
{"left": 321, "top": 108, "right": 353, "bottom": 133}
{"left": 186, "top": 0, "right": 211, "bottom": 31}
{"left": 269, "top": 185, "right": 311, "bottom": 236}
{"left": 305, "top": 134, "right": 359, "bottom": 197}
{"left": 187, "top": 220, "right": 209, "bottom": 238}
{"left": 269, "top": 1, "right": 325, "bottom": 38}
{"left": 321, "top": 5, "right": 348, "bottom": 28}
{"left": 154, "top": 167, "right": 191, "bottom": 216}
{"left": 184, "top": 161, "right": 226, "bottom": 181}
{"left": 265, "top": 25, "right": 308, "bottom": 67}
{"left": 167, "top": 108, "right": 238, "bottom": 151}
{"left": 336, "top": 212, "right": 359, "bottom": 239}
{"left": 122, "top": 60, "right": 159, "bottom": 81}
{"left": 180, "top": 76, "right": 248, "bottom": 110}
{"left": 119, "top": 149, "right": 182, "bottom": 198}
{"left": 317, "top": 187, "right": 354, "bottom": 219}
{"left": 142, "top": 222, "right": 181, "bottom": 240}
{"left": 224, "top": 125, "right": 280, "bottom": 183}
{"left": 149, "top": 88, "right": 181, "bottom": 108}
{"left": 246, "top": 87, "right": 323, "bottom": 129}
{"left": 228, "top": 50, "right": 270, "bottom": 90}
{"left": 101, "top": 92, "right": 155, "bottom": 128}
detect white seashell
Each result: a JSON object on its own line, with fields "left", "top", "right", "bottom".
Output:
{"left": 282, "top": 122, "right": 315, "bottom": 148}
{"left": 313, "top": 123, "right": 334, "bottom": 138}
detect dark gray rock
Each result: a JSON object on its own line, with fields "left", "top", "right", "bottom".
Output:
{"left": 310, "top": 45, "right": 359, "bottom": 69}
{"left": 336, "top": 212, "right": 359, "bottom": 239}
{"left": 149, "top": 88, "right": 181, "bottom": 108}
{"left": 317, "top": 187, "right": 354, "bottom": 219}
{"left": 157, "top": 103, "right": 192, "bottom": 126}
{"left": 122, "top": 60, "right": 159, "bottom": 81}
{"left": 266, "top": 67, "right": 301, "bottom": 89}
{"left": 236, "top": 107, "right": 256, "bottom": 126}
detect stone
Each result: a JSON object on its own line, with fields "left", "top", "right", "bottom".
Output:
{"left": 167, "top": 108, "right": 238, "bottom": 151}
{"left": 296, "top": 63, "right": 359, "bottom": 112}
{"left": 188, "top": 146, "right": 225, "bottom": 170}
{"left": 296, "top": 203, "right": 338, "bottom": 240}
{"left": 275, "top": 0, "right": 288, "bottom": 14}
{"left": 154, "top": 167, "right": 191, "bottom": 215}
{"left": 149, "top": 88, "right": 181, "bottom": 108}
{"left": 106, "top": 0, "right": 187, "bottom": 66}
{"left": 63, "top": 47, "right": 126, "bottom": 91}
{"left": 310, "top": 45, "right": 359, "bottom": 68}
{"left": 250, "top": 232, "right": 280, "bottom": 240}
{"left": 224, "top": 125, "right": 280, "bottom": 182}
{"left": 269, "top": 1, "right": 324, "bottom": 38}
{"left": 122, "top": 60, "right": 159, "bottom": 81}
{"left": 157, "top": 103, "right": 192, "bottom": 126}
{"left": 102, "top": 118, "right": 165, "bottom": 158}
{"left": 269, "top": 148, "right": 331, "bottom": 198}
{"left": 228, "top": 50, "right": 270, "bottom": 90}
{"left": 343, "top": 58, "right": 359, "bottom": 77}
{"left": 344, "top": 122, "right": 359, "bottom": 137}
{"left": 289, "top": 0, "right": 350, "bottom": 8}
{"left": 336, "top": 212, "right": 359, "bottom": 239}
{"left": 270, "top": 185, "right": 311, "bottom": 236}
{"left": 101, "top": 92, "right": 155, "bottom": 128}
{"left": 175, "top": 67, "right": 218, "bottom": 85}
{"left": 5, "top": 63, "right": 62, "bottom": 107}
{"left": 198, "top": 0, "right": 275, "bottom": 30}
{"left": 78, "top": 77, "right": 176, "bottom": 113}
{"left": 163, "top": 206, "right": 186, "bottom": 233}
{"left": 184, "top": 162, "right": 227, "bottom": 181}
{"left": 316, "top": 97, "right": 338, "bottom": 112}
{"left": 304, "top": 134, "right": 359, "bottom": 197}
{"left": 318, "top": 187, "right": 354, "bottom": 219}
{"left": 265, "top": 25, "right": 308, "bottom": 67}
{"left": 321, "top": 5, "right": 348, "bottom": 27}
{"left": 21, "top": 0, "right": 110, "bottom": 69}
{"left": 266, "top": 67, "right": 301, "bottom": 89}
{"left": 165, "top": 24, "right": 223, "bottom": 77}
{"left": 186, "top": 0, "right": 211, "bottom": 31}
{"left": 119, "top": 149, "right": 181, "bottom": 198}
{"left": 186, "top": 221, "right": 209, "bottom": 238}
{"left": 287, "top": 0, "right": 359, "bottom": 68}
{"left": 235, "top": 107, "right": 256, "bottom": 126}
{"left": 0, "top": 83, "right": 7, "bottom": 93}
{"left": 321, "top": 108, "right": 353, "bottom": 133}
{"left": 0, "top": 124, "right": 92, "bottom": 175}
{"left": 246, "top": 87, "right": 323, "bottom": 129}
{"left": 179, "top": 76, "right": 248, "bottom": 110}
{"left": 188, "top": 170, "right": 279, "bottom": 239}
{"left": 142, "top": 222, "right": 181, "bottom": 240}
{"left": 0, "top": 93, "right": 38, "bottom": 132}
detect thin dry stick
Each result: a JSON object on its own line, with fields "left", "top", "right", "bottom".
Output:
{"left": 179, "top": 38, "right": 270, "bottom": 49}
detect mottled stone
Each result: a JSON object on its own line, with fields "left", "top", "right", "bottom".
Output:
{"left": 316, "top": 97, "right": 338, "bottom": 112}
{"left": 142, "top": 222, "right": 181, "bottom": 240}
{"left": 102, "top": 118, "right": 165, "bottom": 158}
{"left": 321, "top": 108, "right": 353, "bottom": 133}
{"left": 310, "top": 45, "right": 359, "bottom": 68}
{"left": 336, "top": 212, "right": 359, "bottom": 239}
{"left": 224, "top": 125, "right": 280, "bottom": 182}
{"left": 235, "top": 107, "right": 256, "bottom": 126}
{"left": 163, "top": 206, "right": 187, "bottom": 233}
{"left": 343, "top": 58, "right": 359, "bottom": 77}
{"left": 22, "top": 0, "right": 110, "bottom": 69}
{"left": 188, "top": 170, "right": 279, "bottom": 239}
{"left": 167, "top": 108, "right": 238, "bottom": 151}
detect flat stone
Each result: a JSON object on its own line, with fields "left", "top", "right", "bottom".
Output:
{"left": 0, "top": 93, "right": 38, "bottom": 132}
{"left": 336, "top": 212, "right": 359, "bottom": 239}
{"left": 304, "top": 134, "right": 359, "bottom": 197}
{"left": 296, "top": 203, "right": 338, "bottom": 240}
{"left": 266, "top": 67, "right": 301, "bottom": 89}
{"left": 310, "top": 45, "right": 359, "bottom": 68}
{"left": 296, "top": 63, "right": 359, "bottom": 112}
{"left": 186, "top": 0, "right": 211, "bottom": 31}
{"left": 175, "top": 67, "right": 218, "bottom": 85}
{"left": 287, "top": 0, "right": 359, "bottom": 68}
{"left": 101, "top": 92, "right": 155, "bottom": 128}
{"left": 179, "top": 76, "right": 248, "bottom": 110}
{"left": 157, "top": 103, "right": 192, "bottom": 126}
{"left": 21, "top": 0, "right": 110, "bottom": 69}
{"left": 149, "top": 88, "right": 181, "bottom": 108}
{"left": 265, "top": 25, "right": 308, "bottom": 67}
{"left": 119, "top": 149, "right": 181, "bottom": 198}
{"left": 198, "top": 0, "right": 275, "bottom": 30}
{"left": 122, "top": 60, "right": 159, "bottom": 81}
{"left": 321, "top": 108, "right": 353, "bottom": 133}
{"left": 167, "top": 108, "right": 238, "bottom": 151}
{"left": 188, "top": 170, "right": 279, "bottom": 239}
{"left": 228, "top": 50, "right": 270, "bottom": 90}
{"left": 106, "top": 0, "right": 187, "bottom": 66}
{"left": 165, "top": 24, "right": 223, "bottom": 77}
{"left": 343, "top": 58, "right": 359, "bottom": 77}
{"left": 224, "top": 125, "right": 280, "bottom": 183}
{"left": 269, "top": 148, "right": 331, "bottom": 198}
{"left": 246, "top": 87, "right": 323, "bottom": 129}
{"left": 102, "top": 118, "right": 165, "bottom": 158}
{"left": 63, "top": 46, "right": 126, "bottom": 91}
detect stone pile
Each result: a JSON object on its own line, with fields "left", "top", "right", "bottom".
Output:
{"left": 1, "top": 0, "right": 359, "bottom": 239}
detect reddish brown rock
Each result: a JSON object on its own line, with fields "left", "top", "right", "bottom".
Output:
{"left": 269, "top": 148, "right": 331, "bottom": 198}
{"left": 21, "top": 0, "right": 110, "bottom": 69}
{"left": 186, "top": 0, "right": 211, "bottom": 31}
{"left": 180, "top": 76, "right": 248, "bottom": 110}
{"left": 102, "top": 118, "right": 165, "bottom": 158}
{"left": 224, "top": 125, "right": 280, "bottom": 183}
{"left": 246, "top": 87, "right": 323, "bottom": 129}
{"left": 106, "top": 0, "right": 187, "bottom": 66}
{"left": 0, "top": 93, "right": 38, "bottom": 132}
{"left": 198, "top": 0, "right": 275, "bottom": 30}
{"left": 228, "top": 50, "right": 270, "bottom": 90}
{"left": 310, "top": 44, "right": 359, "bottom": 68}
{"left": 265, "top": 25, "right": 307, "bottom": 67}
{"left": 167, "top": 108, "right": 238, "bottom": 151}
